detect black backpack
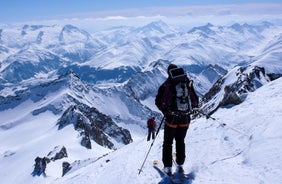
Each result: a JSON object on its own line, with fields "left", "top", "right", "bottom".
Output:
{"left": 168, "top": 68, "right": 192, "bottom": 113}
{"left": 156, "top": 67, "right": 196, "bottom": 114}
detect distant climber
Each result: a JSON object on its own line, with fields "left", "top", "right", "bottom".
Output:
{"left": 147, "top": 116, "right": 156, "bottom": 141}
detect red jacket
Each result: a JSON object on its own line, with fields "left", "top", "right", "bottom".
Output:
{"left": 147, "top": 118, "right": 156, "bottom": 129}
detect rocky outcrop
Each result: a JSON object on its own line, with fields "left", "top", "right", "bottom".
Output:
{"left": 57, "top": 103, "right": 132, "bottom": 149}
{"left": 202, "top": 66, "right": 272, "bottom": 114}
{"left": 32, "top": 146, "right": 68, "bottom": 177}
{"left": 31, "top": 157, "right": 49, "bottom": 177}
{"left": 47, "top": 146, "right": 68, "bottom": 161}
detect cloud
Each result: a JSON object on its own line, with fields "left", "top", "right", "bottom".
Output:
{"left": 82, "top": 3, "right": 282, "bottom": 17}
{"left": 9, "top": 3, "right": 282, "bottom": 32}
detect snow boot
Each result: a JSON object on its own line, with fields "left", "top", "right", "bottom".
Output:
{"left": 163, "top": 167, "right": 172, "bottom": 176}
{"left": 175, "top": 165, "right": 184, "bottom": 174}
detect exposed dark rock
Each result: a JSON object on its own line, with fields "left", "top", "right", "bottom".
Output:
{"left": 81, "top": 132, "right": 92, "bottom": 149}
{"left": 57, "top": 103, "right": 132, "bottom": 149}
{"left": 47, "top": 146, "right": 68, "bottom": 161}
{"left": 220, "top": 86, "right": 243, "bottom": 106}
{"left": 202, "top": 77, "right": 224, "bottom": 103}
{"left": 32, "top": 146, "right": 68, "bottom": 177}
{"left": 267, "top": 73, "right": 282, "bottom": 81}
{"left": 62, "top": 162, "right": 71, "bottom": 177}
{"left": 202, "top": 65, "right": 272, "bottom": 115}
{"left": 234, "top": 66, "right": 269, "bottom": 94}
{"left": 31, "top": 157, "right": 49, "bottom": 177}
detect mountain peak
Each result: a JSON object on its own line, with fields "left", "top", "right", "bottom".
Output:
{"left": 60, "top": 24, "right": 91, "bottom": 43}
{"left": 188, "top": 22, "right": 215, "bottom": 34}
{"left": 134, "top": 20, "right": 174, "bottom": 35}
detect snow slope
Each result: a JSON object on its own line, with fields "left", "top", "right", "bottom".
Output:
{"left": 1, "top": 75, "right": 280, "bottom": 183}
{"left": 59, "top": 75, "right": 282, "bottom": 184}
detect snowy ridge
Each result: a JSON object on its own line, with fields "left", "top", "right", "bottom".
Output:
{"left": 0, "top": 71, "right": 133, "bottom": 148}
{"left": 202, "top": 65, "right": 271, "bottom": 114}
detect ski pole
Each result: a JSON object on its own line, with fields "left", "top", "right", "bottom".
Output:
{"left": 138, "top": 116, "right": 165, "bottom": 175}
{"left": 197, "top": 110, "right": 252, "bottom": 140}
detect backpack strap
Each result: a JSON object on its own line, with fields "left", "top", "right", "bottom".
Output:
{"left": 160, "top": 80, "right": 172, "bottom": 111}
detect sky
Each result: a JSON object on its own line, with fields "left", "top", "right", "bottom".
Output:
{"left": 1, "top": 0, "right": 282, "bottom": 22}
{"left": 1, "top": 0, "right": 282, "bottom": 32}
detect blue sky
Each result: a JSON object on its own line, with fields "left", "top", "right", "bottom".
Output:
{"left": 1, "top": 0, "right": 282, "bottom": 23}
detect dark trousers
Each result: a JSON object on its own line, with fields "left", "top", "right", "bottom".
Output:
{"left": 162, "top": 124, "right": 188, "bottom": 167}
{"left": 147, "top": 129, "right": 155, "bottom": 141}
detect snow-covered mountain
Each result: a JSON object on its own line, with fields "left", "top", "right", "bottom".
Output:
{"left": 201, "top": 28, "right": 282, "bottom": 114}
{"left": 0, "top": 71, "right": 133, "bottom": 149}
{"left": 0, "top": 20, "right": 282, "bottom": 183}
{"left": 1, "top": 69, "right": 282, "bottom": 184}
{"left": 1, "top": 21, "right": 281, "bottom": 87}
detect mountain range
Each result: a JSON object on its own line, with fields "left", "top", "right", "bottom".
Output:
{"left": 0, "top": 20, "right": 282, "bottom": 183}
